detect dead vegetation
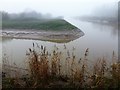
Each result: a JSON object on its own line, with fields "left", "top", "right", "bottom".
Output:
{"left": 2, "top": 43, "right": 120, "bottom": 88}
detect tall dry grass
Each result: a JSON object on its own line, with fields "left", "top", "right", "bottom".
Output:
{"left": 2, "top": 43, "right": 120, "bottom": 88}
{"left": 26, "top": 44, "right": 120, "bottom": 88}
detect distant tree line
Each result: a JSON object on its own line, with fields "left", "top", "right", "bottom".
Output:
{"left": 0, "top": 11, "right": 63, "bottom": 21}
{"left": 77, "top": 2, "right": 118, "bottom": 23}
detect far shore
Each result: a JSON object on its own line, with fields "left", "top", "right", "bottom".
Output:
{"left": 1, "top": 29, "right": 84, "bottom": 43}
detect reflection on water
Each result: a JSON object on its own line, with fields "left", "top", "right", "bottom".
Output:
{"left": 2, "top": 37, "right": 13, "bottom": 43}
{"left": 90, "top": 22, "right": 118, "bottom": 37}
{"left": 1, "top": 18, "right": 118, "bottom": 67}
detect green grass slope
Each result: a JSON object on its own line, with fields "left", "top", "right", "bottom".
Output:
{"left": 2, "top": 19, "right": 77, "bottom": 31}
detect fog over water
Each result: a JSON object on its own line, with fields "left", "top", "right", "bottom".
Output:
{"left": 0, "top": 0, "right": 118, "bottom": 18}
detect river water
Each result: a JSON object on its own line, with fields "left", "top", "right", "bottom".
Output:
{"left": 1, "top": 18, "right": 118, "bottom": 67}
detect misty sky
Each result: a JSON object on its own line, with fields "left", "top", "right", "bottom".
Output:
{"left": 0, "top": 0, "right": 119, "bottom": 17}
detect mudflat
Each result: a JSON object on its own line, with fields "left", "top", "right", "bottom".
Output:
{"left": 1, "top": 29, "right": 84, "bottom": 43}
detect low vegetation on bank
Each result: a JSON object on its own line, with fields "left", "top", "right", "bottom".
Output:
{"left": 2, "top": 19, "right": 77, "bottom": 31}
{"left": 2, "top": 44, "right": 120, "bottom": 89}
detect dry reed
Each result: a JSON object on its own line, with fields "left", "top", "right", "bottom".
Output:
{"left": 2, "top": 44, "right": 120, "bottom": 88}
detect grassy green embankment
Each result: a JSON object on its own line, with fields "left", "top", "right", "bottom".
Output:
{"left": 2, "top": 19, "right": 77, "bottom": 31}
